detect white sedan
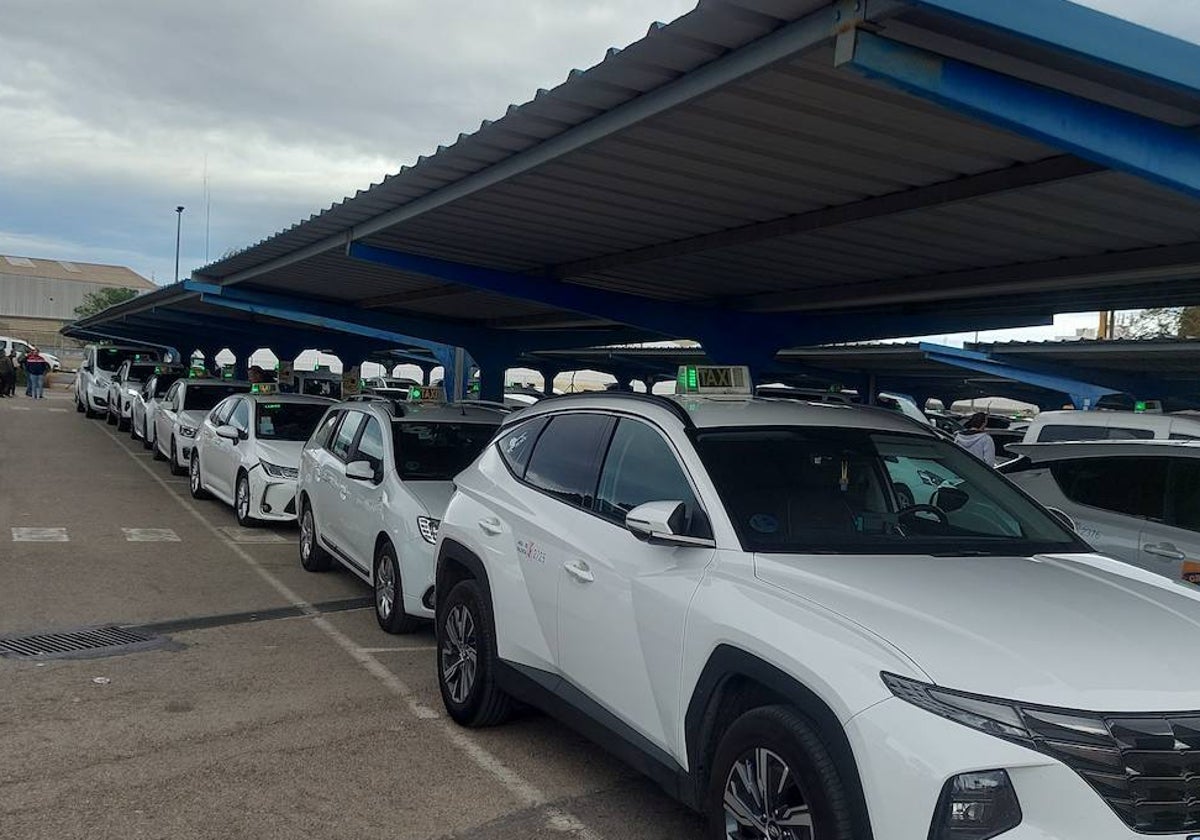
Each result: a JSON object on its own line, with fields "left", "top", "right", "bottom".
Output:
{"left": 154, "top": 379, "right": 252, "bottom": 474}
{"left": 130, "top": 369, "right": 184, "bottom": 448}
{"left": 190, "top": 393, "right": 335, "bottom": 526}
{"left": 297, "top": 401, "right": 504, "bottom": 632}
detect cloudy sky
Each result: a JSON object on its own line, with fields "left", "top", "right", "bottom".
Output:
{"left": 2, "top": 0, "right": 1197, "bottom": 343}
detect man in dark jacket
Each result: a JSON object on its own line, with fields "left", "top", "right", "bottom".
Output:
{"left": 0, "top": 351, "right": 14, "bottom": 397}
{"left": 23, "top": 348, "right": 49, "bottom": 399}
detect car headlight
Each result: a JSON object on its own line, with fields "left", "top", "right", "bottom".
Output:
{"left": 260, "top": 460, "right": 298, "bottom": 480}
{"left": 417, "top": 516, "right": 440, "bottom": 544}
{"left": 179, "top": 426, "right": 197, "bottom": 438}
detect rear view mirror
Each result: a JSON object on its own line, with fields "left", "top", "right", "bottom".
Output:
{"left": 931, "top": 486, "right": 969, "bottom": 513}
{"left": 625, "top": 501, "right": 715, "bottom": 548}
{"left": 215, "top": 425, "right": 240, "bottom": 441}
{"left": 345, "top": 460, "right": 375, "bottom": 481}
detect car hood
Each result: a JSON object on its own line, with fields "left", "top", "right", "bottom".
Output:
{"left": 401, "top": 480, "right": 455, "bottom": 518}
{"left": 179, "top": 410, "right": 208, "bottom": 428}
{"left": 755, "top": 551, "right": 1200, "bottom": 711}
{"left": 256, "top": 440, "right": 304, "bottom": 469}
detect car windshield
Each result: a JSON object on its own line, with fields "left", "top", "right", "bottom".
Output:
{"left": 98, "top": 347, "right": 161, "bottom": 371}
{"left": 184, "top": 384, "right": 250, "bottom": 411}
{"left": 694, "top": 427, "right": 1083, "bottom": 556}
{"left": 125, "top": 363, "right": 159, "bottom": 383}
{"left": 153, "top": 375, "right": 182, "bottom": 396}
{"left": 392, "top": 421, "right": 498, "bottom": 480}
{"left": 256, "top": 402, "right": 329, "bottom": 441}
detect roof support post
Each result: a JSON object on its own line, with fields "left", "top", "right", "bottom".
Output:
{"left": 838, "top": 30, "right": 1200, "bottom": 202}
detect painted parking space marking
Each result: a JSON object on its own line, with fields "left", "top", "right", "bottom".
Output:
{"left": 216, "top": 526, "right": 289, "bottom": 544}
{"left": 122, "top": 528, "right": 181, "bottom": 542}
{"left": 12, "top": 527, "right": 69, "bottom": 542}
{"left": 9, "top": 405, "right": 30, "bottom": 411}
{"left": 49, "top": 408, "right": 68, "bottom": 413}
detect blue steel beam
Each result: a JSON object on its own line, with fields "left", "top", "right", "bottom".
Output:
{"left": 921, "top": 343, "right": 1118, "bottom": 409}
{"left": 841, "top": 30, "right": 1200, "bottom": 202}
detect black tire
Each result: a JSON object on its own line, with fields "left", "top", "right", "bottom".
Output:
{"left": 106, "top": 405, "right": 117, "bottom": 425}
{"left": 298, "top": 499, "right": 333, "bottom": 572}
{"left": 168, "top": 436, "right": 186, "bottom": 475}
{"left": 153, "top": 435, "right": 166, "bottom": 461}
{"left": 437, "top": 579, "right": 513, "bottom": 727}
{"left": 189, "top": 453, "right": 211, "bottom": 500}
{"left": 234, "top": 472, "right": 257, "bottom": 526}
{"left": 75, "top": 393, "right": 85, "bottom": 413}
{"left": 141, "top": 419, "right": 153, "bottom": 450}
{"left": 706, "top": 705, "right": 855, "bottom": 840}
{"left": 117, "top": 408, "right": 130, "bottom": 432}
{"left": 374, "top": 541, "right": 422, "bottom": 635}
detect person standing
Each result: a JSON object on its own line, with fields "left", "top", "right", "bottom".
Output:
{"left": 23, "top": 347, "right": 49, "bottom": 399}
{"left": 0, "top": 351, "right": 13, "bottom": 397}
{"left": 954, "top": 412, "right": 997, "bottom": 466}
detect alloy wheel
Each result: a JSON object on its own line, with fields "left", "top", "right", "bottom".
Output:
{"left": 375, "top": 555, "right": 396, "bottom": 620}
{"left": 300, "top": 510, "right": 313, "bottom": 560}
{"left": 237, "top": 478, "right": 250, "bottom": 521}
{"left": 440, "top": 604, "right": 478, "bottom": 704}
{"left": 190, "top": 458, "right": 200, "bottom": 494}
{"left": 723, "top": 747, "right": 814, "bottom": 840}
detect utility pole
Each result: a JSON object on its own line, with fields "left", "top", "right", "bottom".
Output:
{"left": 174, "top": 206, "right": 185, "bottom": 283}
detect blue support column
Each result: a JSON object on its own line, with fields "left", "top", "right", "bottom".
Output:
{"left": 841, "top": 30, "right": 1200, "bottom": 201}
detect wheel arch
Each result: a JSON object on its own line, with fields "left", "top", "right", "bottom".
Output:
{"left": 435, "top": 538, "right": 492, "bottom": 609}
{"left": 684, "top": 644, "right": 875, "bottom": 837}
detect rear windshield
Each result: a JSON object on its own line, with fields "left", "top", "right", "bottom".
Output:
{"left": 184, "top": 384, "right": 250, "bottom": 411}
{"left": 98, "top": 348, "right": 161, "bottom": 371}
{"left": 153, "top": 374, "right": 182, "bottom": 396}
{"left": 125, "top": 363, "right": 160, "bottom": 382}
{"left": 256, "top": 402, "right": 330, "bottom": 441}
{"left": 694, "top": 427, "right": 1083, "bottom": 556}
{"left": 391, "top": 422, "right": 498, "bottom": 480}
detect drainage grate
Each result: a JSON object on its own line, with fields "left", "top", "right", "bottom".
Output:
{"left": 0, "top": 625, "right": 167, "bottom": 661}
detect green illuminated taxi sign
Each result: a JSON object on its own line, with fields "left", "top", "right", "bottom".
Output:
{"left": 408, "top": 385, "right": 446, "bottom": 404}
{"left": 1135, "top": 400, "right": 1148, "bottom": 413}
{"left": 675, "top": 365, "right": 752, "bottom": 395}
{"left": 251, "top": 383, "right": 279, "bottom": 395}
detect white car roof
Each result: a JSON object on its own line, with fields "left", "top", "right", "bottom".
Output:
{"left": 1010, "top": 439, "right": 1200, "bottom": 462}
{"left": 182, "top": 379, "right": 252, "bottom": 388}
{"left": 393, "top": 403, "right": 507, "bottom": 425}
{"left": 244, "top": 393, "right": 336, "bottom": 405}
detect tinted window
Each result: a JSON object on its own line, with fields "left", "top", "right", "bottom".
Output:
{"left": 1170, "top": 433, "right": 1200, "bottom": 441}
{"left": 524, "top": 414, "right": 615, "bottom": 509}
{"left": 330, "top": 412, "right": 366, "bottom": 461}
{"left": 125, "top": 363, "right": 159, "bottom": 383}
{"left": 229, "top": 400, "right": 251, "bottom": 433}
{"left": 1037, "top": 424, "right": 1107, "bottom": 443}
{"left": 97, "top": 347, "right": 161, "bottom": 371}
{"left": 312, "top": 411, "right": 341, "bottom": 449}
{"left": 1108, "top": 427, "right": 1155, "bottom": 441}
{"left": 184, "top": 384, "right": 250, "bottom": 411}
{"left": 355, "top": 417, "right": 385, "bottom": 472}
{"left": 496, "top": 416, "right": 550, "bottom": 479}
{"left": 596, "top": 420, "right": 704, "bottom": 533}
{"left": 1167, "top": 461, "right": 1200, "bottom": 532}
{"left": 1050, "top": 458, "right": 1167, "bottom": 520}
{"left": 695, "top": 428, "right": 1079, "bottom": 555}
{"left": 256, "top": 402, "right": 329, "bottom": 441}
{"left": 153, "top": 374, "right": 181, "bottom": 397}
{"left": 392, "top": 421, "right": 499, "bottom": 480}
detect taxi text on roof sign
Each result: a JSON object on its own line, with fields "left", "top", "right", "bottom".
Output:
{"left": 675, "top": 365, "right": 752, "bottom": 396}
{"left": 409, "top": 385, "right": 446, "bottom": 404}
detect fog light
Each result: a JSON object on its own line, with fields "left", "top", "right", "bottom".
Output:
{"left": 262, "top": 502, "right": 273, "bottom": 513}
{"left": 931, "top": 771, "right": 1021, "bottom": 840}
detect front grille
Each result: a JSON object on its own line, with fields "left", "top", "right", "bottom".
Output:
{"left": 1026, "top": 709, "right": 1200, "bottom": 832}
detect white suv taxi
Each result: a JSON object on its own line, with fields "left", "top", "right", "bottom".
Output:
{"left": 297, "top": 395, "right": 504, "bottom": 633}
{"left": 435, "top": 366, "right": 1200, "bottom": 840}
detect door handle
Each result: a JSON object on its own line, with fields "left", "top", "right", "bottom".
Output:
{"left": 1143, "top": 543, "right": 1186, "bottom": 560}
{"left": 478, "top": 518, "right": 503, "bottom": 536}
{"left": 563, "top": 560, "right": 594, "bottom": 583}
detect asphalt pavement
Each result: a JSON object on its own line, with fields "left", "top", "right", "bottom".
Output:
{"left": 0, "top": 388, "right": 704, "bottom": 840}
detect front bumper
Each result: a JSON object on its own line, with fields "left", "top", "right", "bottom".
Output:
{"left": 397, "top": 534, "right": 437, "bottom": 619}
{"left": 846, "top": 697, "right": 1191, "bottom": 839}
{"left": 250, "top": 472, "right": 299, "bottom": 523}
{"left": 86, "top": 385, "right": 108, "bottom": 410}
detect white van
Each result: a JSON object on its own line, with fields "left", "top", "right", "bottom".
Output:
{"left": 74, "top": 344, "right": 162, "bottom": 417}
{"left": 1021, "top": 409, "right": 1200, "bottom": 443}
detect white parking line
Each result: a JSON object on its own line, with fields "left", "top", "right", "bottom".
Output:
{"left": 93, "top": 421, "right": 602, "bottom": 839}
{"left": 358, "top": 645, "right": 437, "bottom": 653}
{"left": 122, "top": 528, "right": 181, "bottom": 542}
{"left": 9, "top": 405, "right": 30, "bottom": 411}
{"left": 217, "top": 526, "right": 289, "bottom": 544}
{"left": 12, "top": 527, "right": 69, "bottom": 542}
{"left": 49, "top": 408, "right": 68, "bottom": 413}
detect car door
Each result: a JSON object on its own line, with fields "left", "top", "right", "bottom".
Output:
{"left": 303, "top": 409, "right": 342, "bottom": 526}
{"left": 1046, "top": 456, "right": 1168, "bottom": 566}
{"left": 340, "top": 413, "right": 387, "bottom": 572}
{"left": 556, "top": 417, "right": 715, "bottom": 753}
{"left": 321, "top": 410, "right": 367, "bottom": 557}
{"left": 1144, "top": 459, "right": 1200, "bottom": 586}
{"left": 157, "top": 382, "right": 182, "bottom": 453}
{"left": 211, "top": 398, "right": 250, "bottom": 500}
{"left": 489, "top": 412, "right": 615, "bottom": 673}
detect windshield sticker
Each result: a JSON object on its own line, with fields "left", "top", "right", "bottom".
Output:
{"left": 516, "top": 539, "right": 547, "bottom": 564}
{"left": 506, "top": 431, "right": 528, "bottom": 454}
{"left": 749, "top": 514, "right": 779, "bottom": 534}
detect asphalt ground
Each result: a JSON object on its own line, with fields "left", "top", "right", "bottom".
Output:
{"left": 0, "top": 388, "right": 704, "bottom": 840}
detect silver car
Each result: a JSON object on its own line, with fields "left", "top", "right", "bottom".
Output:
{"left": 1003, "top": 440, "right": 1200, "bottom": 587}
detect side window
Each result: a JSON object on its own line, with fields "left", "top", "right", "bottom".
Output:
{"left": 209, "top": 397, "right": 231, "bottom": 424}
{"left": 1107, "top": 427, "right": 1155, "bottom": 441}
{"left": 523, "top": 414, "right": 615, "bottom": 509}
{"left": 166, "top": 382, "right": 181, "bottom": 409}
{"left": 352, "top": 417, "right": 385, "bottom": 475}
{"left": 1050, "top": 457, "right": 1167, "bottom": 520}
{"left": 595, "top": 419, "right": 706, "bottom": 535}
{"left": 330, "top": 412, "right": 366, "bottom": 461}
{"left": 229, "top": 399, "right": 250, "bottom": 434}
{"left": 496, "top": 416, "right": 550, "bottom": 479}
{"left": 1170, "top": 433, "right": 1200, "bottom": 441}
{"left": 1036, "top": 424, "right": 1106, "bottom": 443}
{"left": 1167, "top": 462, "right": 1200, "bottom": 533}
{"left": 311, "top": 411, "right": 341, "bottom": 449}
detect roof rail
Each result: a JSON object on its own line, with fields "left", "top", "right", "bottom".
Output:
{"left": 510, "top": 390, "right": 695, "bottom": 429}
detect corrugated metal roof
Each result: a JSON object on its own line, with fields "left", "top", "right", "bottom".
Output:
{"left": 0, "top": 256, "right": 155, "bottom": 289}
{"left": 85, "top": 0, "right": 1200, "bottom": 349}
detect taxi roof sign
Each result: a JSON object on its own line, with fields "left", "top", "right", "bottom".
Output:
{"left": 675, "top": 365, "right": 752, "bottom": 396}
{"left": 408, "top": 385, "right": 446, "bottom": 404}
{"left": 251, "top": 383, "right": 278, "bottom": 395}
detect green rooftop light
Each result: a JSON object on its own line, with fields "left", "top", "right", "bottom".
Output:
{"left": 687, "top": 366, "right": 699, "bottom": 391}
{"left": 1135, "top": 400, "right": 1148, "bottom": 413}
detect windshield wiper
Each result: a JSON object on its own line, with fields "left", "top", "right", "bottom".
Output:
{"left": 929, "top": 549, "right": 1005, "bottom": 557}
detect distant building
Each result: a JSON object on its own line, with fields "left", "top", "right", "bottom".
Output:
{"left": 0, "top": 255, "right": 156, "bottom": 349}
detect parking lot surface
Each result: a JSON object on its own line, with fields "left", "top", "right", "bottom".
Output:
{"left": 0, "top": 390, "right": 703, "bottom": 839}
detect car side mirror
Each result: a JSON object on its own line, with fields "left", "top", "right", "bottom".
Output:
{"left": 931, "top": 486, "right": 969, "bottom": 513}
{"left": 625, "top": 501, "right": 715, "bottom": 548}
{"left": 345, "top": 460, "right": 375, "bottom": 481}
{"left": 215, "top": 425, "right": 240, "bottom": 441}
{"left": 1046, "top": 507, "right": 1077, "bottom": 533}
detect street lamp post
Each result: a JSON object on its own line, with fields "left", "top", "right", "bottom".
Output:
{"left": 174, "top": 206, "right": 185, "bottom": 283}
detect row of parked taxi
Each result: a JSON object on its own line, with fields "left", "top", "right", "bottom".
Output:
{"left": 71, "top": 344, "right": 1200, "bottom": 839}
